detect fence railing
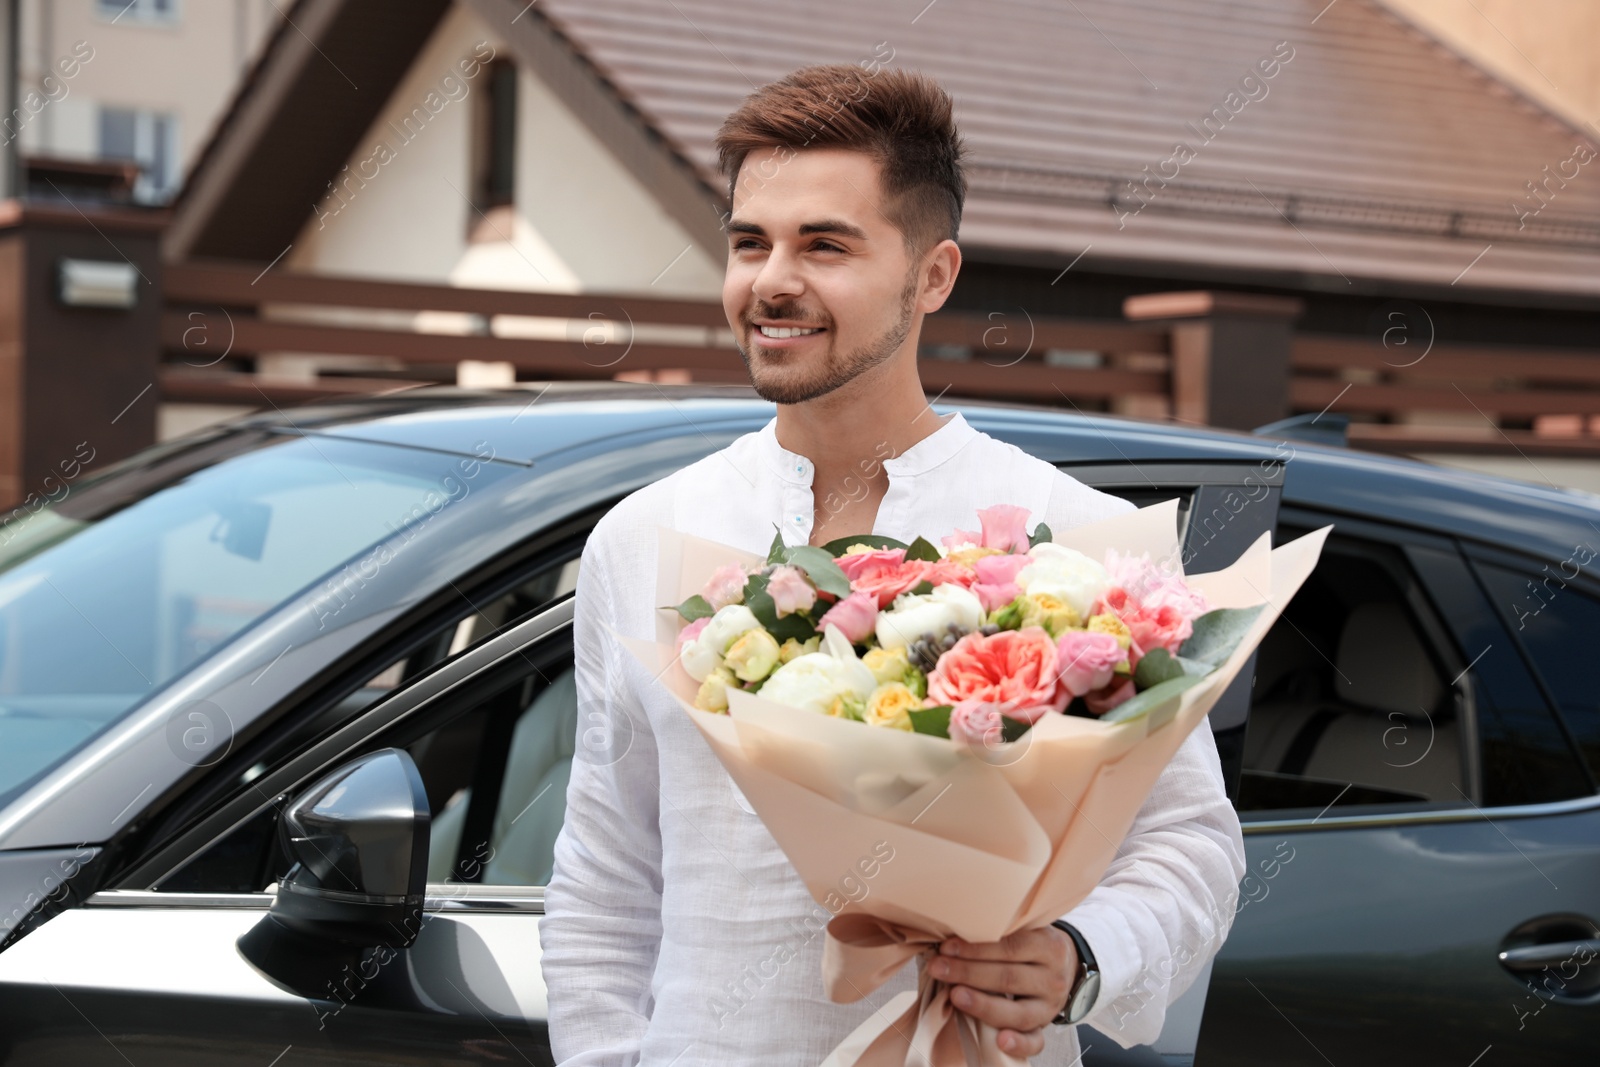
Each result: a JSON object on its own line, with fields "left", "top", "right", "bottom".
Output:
{"left": 1291, "top": 334, "right": 1600, "bottom": 454}
{"left": 161, "top": 260, "right": 1175, "bottom": 413}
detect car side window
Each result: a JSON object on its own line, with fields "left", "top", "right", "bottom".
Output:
{"left": 420, "top": 655, "right": 577, "bottom": 886}
{"left": 1241, "top": 525, "right": 1472, "bottom": 815}
{"left": 154, "top": 552, "right": 584, "bottom": 894}
{"left": 1472, "top": 558, "right": 1600, "bottom": 786}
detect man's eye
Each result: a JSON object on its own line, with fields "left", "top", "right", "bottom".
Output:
{"left": 732, "top": 239, "right": 763, "bottom": 251}
{"left": 813, "top": 242, "right": 844, "bottom": 253}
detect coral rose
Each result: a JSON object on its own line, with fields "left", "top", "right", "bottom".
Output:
{"left": 927, "top": 626, "right": 1069, "bottom": 724}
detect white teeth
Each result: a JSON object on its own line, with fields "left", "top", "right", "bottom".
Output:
{"left": 757, "top": 325, "right": 822, "bottom": 339}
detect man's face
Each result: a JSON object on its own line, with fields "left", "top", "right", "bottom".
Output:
{"left": 723, "top": 147, "right": 921, "bottom": 405}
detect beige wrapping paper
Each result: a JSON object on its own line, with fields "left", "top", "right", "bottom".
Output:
{"left": 613, "top": 501, "right": 1329, "bottom": 1066}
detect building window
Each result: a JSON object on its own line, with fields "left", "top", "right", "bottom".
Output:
{"left": 97, "top": 0, "right": 181, "bottom": 24}
{"left": 98, "top": 106, "right": 180, "bottom": 203}
{"left": 473, "top": 60, "right": 518, "bottom": 212}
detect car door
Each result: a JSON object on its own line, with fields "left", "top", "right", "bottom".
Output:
{"left": 1196, "top": 507, "right": 1600, "bottom": 1067}
{"left": 0, "top": 563, "right": 588, "bottom": 1065}
{"left": 1064, "top": 457, "right": 1283, "bottom": 1067}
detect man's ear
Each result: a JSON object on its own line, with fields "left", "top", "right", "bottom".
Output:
{"left": 916, "top": 238, "right": 963, "bottom": 315}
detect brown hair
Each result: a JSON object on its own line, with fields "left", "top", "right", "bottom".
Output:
{"left": 714, "top": 64, "right": 967, "bottom": 257}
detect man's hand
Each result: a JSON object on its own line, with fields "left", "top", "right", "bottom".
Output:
{"left": 931, "top": 927, "right": 1076, "bottom": 1059}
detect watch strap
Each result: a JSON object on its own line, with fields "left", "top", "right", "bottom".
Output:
{"left": 1049, "top": 919, "right": 1101, "bottom": 1026}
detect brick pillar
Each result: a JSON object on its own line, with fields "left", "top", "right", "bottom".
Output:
{"left": 0, "top": 202, "right": 163, "bottom": 511}
{"left": 1123, "top": 290, "right": 1304, "bottom": 431}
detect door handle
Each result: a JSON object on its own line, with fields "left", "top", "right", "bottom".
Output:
{"left": 1498, "top": 939, "right": 1600, "bottom": 974}
{"left": 1498, "top": 915, "right": 1600, "bottom": 1003}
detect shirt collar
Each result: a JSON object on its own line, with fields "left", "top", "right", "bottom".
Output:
{"left": 757, "top": 410, "right": 976, "bottom": 484}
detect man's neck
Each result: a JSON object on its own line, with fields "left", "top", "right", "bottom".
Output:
{"left": 772, "top": 389, "right": 951, "bottom": 479}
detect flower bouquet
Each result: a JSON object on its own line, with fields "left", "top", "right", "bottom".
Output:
{"left": 613, "top": 500, "right": 1327, "bottom": 1067}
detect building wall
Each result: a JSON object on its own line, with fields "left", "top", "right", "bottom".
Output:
{"left": 1381, "top": 0, "right": 1600, "bottom": 133}
{"left": 287, "top": 3, "right": 722, "bottom": 297}
{"left": 15, "top": 0, "right": 278, "bottom": 201}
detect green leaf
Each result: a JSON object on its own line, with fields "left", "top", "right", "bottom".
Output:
{"left": 1132, "top": 648, "right": 1213, "bottom": 689}
{"left": 1000, "top": 715, "right": 1032, "bottom": 743}
{"left": 767, "top": 527, "right": 787, "bottom": 566}
{"left": 742, "top": 573, "right": 817, "bottom": 643}
{"left": 909, "top": 704, "right": 953, "bottom": 737}
{"left": 1179, "top": 605, "right": 1266, "bottom": 666}
{"left": 818, "top": 534, "right": 907, "bottom": 557}
{"left": 904, "top": 536, "right": 942, "bottom": 563}
{"left": 674, "top": 594, "right": 715, "bottom": 621}
{"left": 1028, "top": 522, "right": 1053, "bottom": 549}
{"left": 1099, "top": 673, "right": 1207, "bottom": 725}
{"left": 780, "top": 545, "right": 852, "bottom": 598}
{"left": 908, "top": 579, "right": 935, "bottom": 597}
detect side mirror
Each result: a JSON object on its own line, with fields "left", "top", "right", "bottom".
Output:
{"left": 237, "top": 748, "right": 430, "bottom": 998}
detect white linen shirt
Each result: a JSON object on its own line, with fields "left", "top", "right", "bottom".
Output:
{"left": 540, "top": 410, "right": 1247, "bottom": 1066}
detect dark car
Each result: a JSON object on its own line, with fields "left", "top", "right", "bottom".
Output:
{"left": 0, "top": 383, "right": 1595, "bottom": 1067}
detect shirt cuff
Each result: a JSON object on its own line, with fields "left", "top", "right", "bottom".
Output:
{"left": 1057, "top": 898, "right": 1141, "bottom": 1038}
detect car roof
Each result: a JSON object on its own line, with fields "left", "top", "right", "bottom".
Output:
{"left": 232, "top": 381, "right": 1600, "bottom": 566}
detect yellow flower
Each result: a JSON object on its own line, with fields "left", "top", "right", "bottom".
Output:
{"left": 725, "top": 628, "right": 781, "bottom": 682}
{"left": 1020, "top": 592, "right": 1080, "bottom": 638}
{"left": 778, "top": 634, "right": 821, "bottom": 664}
{"left": 842, "top": 543, "right": 878, "bottom": 557}
{"left": 694, "top": 666, "right": 737, "bottom": 713}
{"left": 1087, "top": 612, "right": 1132, "bottom": 649}
{"left": 862, "top": 645, "right": 912, "bottom": 685}
{"left": 863, "top": 682, "right": 917, "bottom": 730}
{"left": 945, "top": 545, "right": 1005, "bottom": 568}
{"left": 825, "top": 692, "right": 866, "bottom": 721}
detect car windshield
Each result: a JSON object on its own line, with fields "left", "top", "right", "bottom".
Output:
{"left": 0, "top": 430, "right": 515, "bottom": 804}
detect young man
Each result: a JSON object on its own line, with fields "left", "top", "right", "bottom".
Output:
{"left": 540, "top": 65, "right": 1245, "bottom": 1064}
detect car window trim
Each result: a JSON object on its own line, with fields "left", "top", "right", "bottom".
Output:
{"left": 1057, "top": 460, "right": 1286, "bottom": 489}
{"left": 86, "top": 884, "right": 545, "bottom": 914}
{"left": 115, "top": 597, "right": 575, "bottom": 890}
{"left": 1240, "top": 790, "right": 1600, "bottom": 834}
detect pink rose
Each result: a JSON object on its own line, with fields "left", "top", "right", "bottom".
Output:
{"left": 976, "top": 504, "right": 1034, "bottom": 554}
{"left": 842, "top": 553, "right": 932, "bottom": 610}
{"left": 675, "top": 616, "right": 710, "bottom": 657}
{"left": 927, "top": 627, "right": 1069, "bottom": 724}
{"left": 948, "top": 699, "right": 1008, "bottom": 747}
{"left": 1100, "top": 587, "right": 1194, "bottom": 663}
{"left": 1104, "top": 550, "right": 1210, "bottom": 620}
{"left": 766, "top": 564, "right": 816, "bottom": 618}
{"left": 701, "top": 562, "right": 749, "bottom": 610}
{"left": 816, "top": 589, "right": 878, "bottom": 644}
{"left": 1097, "top": 551, "right": 1209, "bottom": 663}
{"left": 941, "top": 527, "right": 982, "bottom": 551}
{"left": 1053, "top": 630, "right": 1126, "bottom": 698}
{"left": 837, "top": 547, "right": 907, "bottom": 580}
{"left": 973, "top": 581, "right": 1021, "bottom": 613}
{"left": 974, "top": 553, "right": 1031, "bottom": 586}
{"left": 1084, "top": 677, "right": 1136, "bottom": 716}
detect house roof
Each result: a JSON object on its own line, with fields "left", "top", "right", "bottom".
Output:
{"left": 170, "top": 0, "right": 1600, "bottom": 303}
{"left": 535, "top": 0, "right": 1600, "bottom": 300}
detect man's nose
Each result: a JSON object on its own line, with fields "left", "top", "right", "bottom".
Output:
{"left": 752, "top": 246, "right": 804, "bottom": 305}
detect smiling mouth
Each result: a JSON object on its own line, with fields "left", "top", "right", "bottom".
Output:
{"left": 755, "top": 324, "right": 825, "bottom": 339}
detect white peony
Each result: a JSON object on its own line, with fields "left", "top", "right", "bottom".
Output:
{"left": 680, "top": 604, "right": 762, "bottom": 682}
{"left": 874, "top": 582, "right": 985, "bottom": 652}
{"left": 1015, "top": 543, "right": 1111, "bottom": 619}
{"left": 755, "top": 624, "right": 877, "bottom": 716}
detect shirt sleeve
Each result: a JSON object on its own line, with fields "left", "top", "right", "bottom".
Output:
{"left": 539, "top": 529, "right": 665, "bottom": 1066}
{"left": 1060, "top": 670, "right": 1247, "bottom": 1047}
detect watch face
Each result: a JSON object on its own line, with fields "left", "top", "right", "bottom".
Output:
{"left": 1069, "top": 971, "right": 1102, "bottom": 1024}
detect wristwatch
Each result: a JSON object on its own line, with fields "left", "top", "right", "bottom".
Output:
{"left": 1049, "top": 920, "right": 1101, "bottom": 1025}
